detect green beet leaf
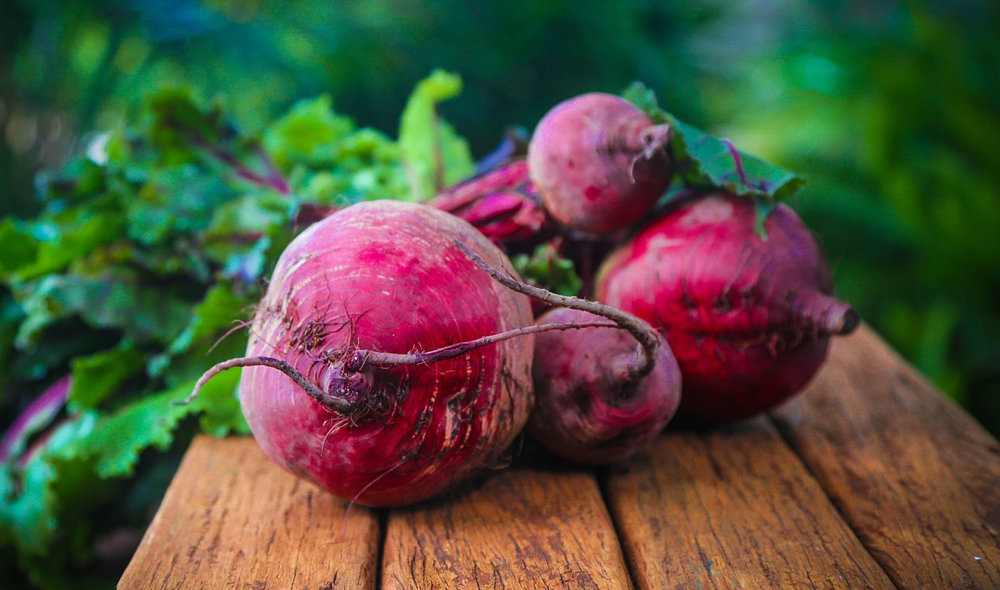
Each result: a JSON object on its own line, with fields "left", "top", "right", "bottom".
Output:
{"left": 623, "top": 82, "right": 806, "bottom": 231}
{"left": 512, "top": 243, "right": 583, "bottom": 297}
{"left": 13, "top": 269, "right": 195, "bottom": 350}
{"left": 263, "top": 95, "right": 355, "bottom": 171}
{"left": 0, "top": 368, "right": 244, "bottom": 561}
{"left": 398, "top": 69, "right": 475, "bottom": 201}
{"left": 67, "top": 340, "right": 146, "bottom": 410}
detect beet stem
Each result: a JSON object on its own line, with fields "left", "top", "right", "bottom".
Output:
{"left": 628, "top": 123, "right": 673, "bottom": 184}
{"left": 175, "top": 356, "right": 354, "bottom": 414}
{"left": 351, "top": 321, "right": 619, "bottom": 368}
{"left": 722, "top": 139, "right": 749, "bottom": 186}
{"left": 454, "top": 240, "right": 661, "bottom": 381}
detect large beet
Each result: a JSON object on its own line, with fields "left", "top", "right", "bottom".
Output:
{"left": 232, "top": 201, "right": 535, "bottom": 506}
{"left": 596, "top": 192, "right": 858, "bottom": 423}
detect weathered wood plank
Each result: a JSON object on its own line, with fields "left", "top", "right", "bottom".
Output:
{"left": 772, "top": 326, "right": 1000, "bottom": 589}
{"left": 381, "top": 462, "right": 633, "bottom": 589}
{"left": 604, "top": 417, "right": 896, "bottom": 590}
{"left": 118, "top": 436, "right": 380, "bottom": 590}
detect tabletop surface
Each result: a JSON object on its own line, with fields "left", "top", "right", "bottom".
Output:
{"left": 119, "top": 326, "right": 1000, "bottom": 589}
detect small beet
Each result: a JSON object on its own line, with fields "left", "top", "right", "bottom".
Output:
{"left": 527, "top": 93, "right": 674, "bottom": 235}
{"left": 528, "top": 308, "right": 681, "bottom": 464}
{"left": 596, "top": 192, "right": 859, "bottom": 423}
{"left": 457, "top": 246, "right": 682, "bottom": 464}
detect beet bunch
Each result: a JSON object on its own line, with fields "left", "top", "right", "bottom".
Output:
{"left": 440, "top": 90, "right": 859, "bottom": 460}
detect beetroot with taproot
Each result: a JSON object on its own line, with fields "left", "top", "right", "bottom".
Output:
{"left": 527, "top": 92, "right": 674, "bottom": 235}
{"left": 528, "top": 308, "right": 680, "bottom": 464}
{"left": 188, "top": 201, "right": 536, "bottom": 506}
{"left": 457, "top": 247, "right": 682, "bottom": 464}
{"left": 596, "top": 192, "right": 859, "bottom": 423}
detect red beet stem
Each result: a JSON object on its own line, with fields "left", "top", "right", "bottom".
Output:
{"left": 0, "top": 376, "right": 70, "bottom": 463}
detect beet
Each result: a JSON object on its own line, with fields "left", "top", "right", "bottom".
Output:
{"left": 527, "top": 93, "right": 674, "bottom": 235}
{"left": 456, "top": 246, "right": 682, "bottom": 464}
{"left": 188, "top": 201, "right": 535, "bottom": 506}
{"left": 596, "top": 192, "right": 859, "bottom": 423}
{"left": 528, "top": 308, "right": 681, "bottom": 464}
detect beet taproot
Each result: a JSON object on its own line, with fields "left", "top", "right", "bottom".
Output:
{"left": 528, "top": 308, "right": 681, "bottom": 464}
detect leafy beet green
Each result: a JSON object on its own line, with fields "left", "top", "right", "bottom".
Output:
{"left": 623, "top": 82, "right": 806, "bottom": 231}
{"left": 0, "top": 72, "right": 472, "bottom": 588}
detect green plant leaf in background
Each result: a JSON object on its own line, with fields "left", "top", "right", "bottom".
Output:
{"left": 398, "top": 69, "right": 475, "bottom": 201}
{"left": 67, "top": 341, "right": 145, "bottom": 410}
{"left": 512, "top": 243, "right": 583, "bottom": 297}
{"left": 1, "top": 71, "right": 479, "bottom": 588}
{"left": 0, "top": 368, "right": 243, "bottom": 588}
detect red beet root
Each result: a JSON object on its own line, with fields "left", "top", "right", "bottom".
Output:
{"left": 188, "top": 201, "right": 536, "bottom": 506}
{"left": 457, "top": 248, "right": 682, "bottom": 464}
{"left": 596, "top": 192, "right": 859, "bottom": 423}
{"left": 529, "top": 308, "right": 681, "bottom": 464}
{"left": 527, "top": 93, "right": 674, "bottom": 235}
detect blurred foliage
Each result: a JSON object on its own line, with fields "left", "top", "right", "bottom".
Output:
{"left": 0, "top": 72, "right": 469, "bottom": 588}
{"left": 2, "top": 0, "right": 999, "bottom": 586}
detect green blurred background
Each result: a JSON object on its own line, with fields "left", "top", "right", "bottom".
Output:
{"left": 2, "top": 0, "right": 998, "bottom": 439}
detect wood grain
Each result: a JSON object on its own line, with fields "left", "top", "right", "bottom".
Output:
{"left": 118, "top": 436, "right": 380, "bottom": 590}
{"left": 381, "top": 462, "right": 633, "bottom": 589}
{"left": 772, "top": 326, "right": 1000, "bottom": 589}
{"left": 604, "top": 417, "right": 896, "bottom": 590}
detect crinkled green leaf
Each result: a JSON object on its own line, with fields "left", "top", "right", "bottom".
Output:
{"left": 147, "top": 87, "right": 227, "bottom": 166}
{"left": 398, "top": 69, "right": 475, "bottom": 201}
{"left": 0, "top": 368, "right": 243, "bottom": 562}
{"left": 74, "top": 370, "right": 242, "bottom": 478}
{"left": 200, "top": 192, "right": 291, "bottom": 276}
{"left": 36, "top": 157, "right": 108, "bottom": 206}
{"left": 166, "top": 283, "right": 252, "bottom": 357}
{"left": 125, "top": 165, "right": 239, "bottom": 246}
{"left": 0, "top": 219, "right": 37, "bottom": 280}
{"left": 146, "top": 86, "right": 289, "bottom": 195}
{"left": 512, "top": 244, "right": 583, "bottom": 297}
{"left": 623, "top": 82, "right": 806, "bottom": 229}
{"left": 67, "top": 341, "right": 145, "bottom": 410}
{"left": 0, "top": 456, "right": 60, "bottom": 554}
{"left": 0, "top": 413, "right": 101, "bottom": 556}
{"left": 3, "top": 198, "right": 124, "bottom": 285}
{"left": 1, "top": 74, "right": 484, "bottom": 585}
{"left": 151, "top": 282, "right": 254, "bottom": 394}
{"left": 263, "top": 95, "right": 355, "bottom": 171}
{"left": 13, "top": 270, "right": 194, "bottom": 349}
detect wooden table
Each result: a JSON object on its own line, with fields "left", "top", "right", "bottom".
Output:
{"left": 119, "top": 327, "right": 1000, "bottom": 589}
